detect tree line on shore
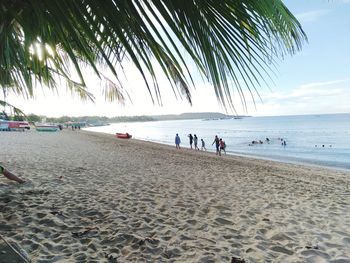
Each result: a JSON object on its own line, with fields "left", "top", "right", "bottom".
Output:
{"left": 10, "top": 114, "right": 155, "bottom": 124}
{"left": 6, "top": 112, "right": 244, "bottom": 124}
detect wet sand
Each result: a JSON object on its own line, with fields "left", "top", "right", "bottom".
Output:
{"left": 0, "top": 130, "right": 349, "bottom": 262}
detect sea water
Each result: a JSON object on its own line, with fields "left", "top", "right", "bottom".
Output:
{"left": 85, "top": 114, "right": 350, "bottom": 170}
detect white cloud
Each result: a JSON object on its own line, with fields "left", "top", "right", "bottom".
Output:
{"left": 253, "top": 79, "right": 350, "bottom": 116}
{"left": 299, "top": 78, "right": 350, "bottom": 89}
{"left": 296, "top": 9, "right": 330, "bottom": 22}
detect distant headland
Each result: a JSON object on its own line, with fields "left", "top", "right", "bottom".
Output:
{"left": 24, "top": 112, "right": 250, "bottom": 125}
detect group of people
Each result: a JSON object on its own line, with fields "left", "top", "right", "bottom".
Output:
{"left": 315, "top": 144, "right": 332, "bottom": 148}
{"left": 175, "top": 134, "right": 226, "bottom": 156}
{"left": 249, "top": 137, "right": 287, "bottom": 147}
{"left": 212, "top": 135, "right": 226, "bottom": 156}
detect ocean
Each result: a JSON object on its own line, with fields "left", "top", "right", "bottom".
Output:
{"left": 85, "top": 113, "right": 350, "bottom": 170}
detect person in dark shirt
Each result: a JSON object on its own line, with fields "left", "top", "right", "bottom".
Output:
{"left": 188, "top": 134, "right": 193, "bottom": 149}
{"left": 212, "top": 135, "right": 220, "bottom": 155}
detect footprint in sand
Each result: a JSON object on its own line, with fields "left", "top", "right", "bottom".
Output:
{"left": 215, "top": 217, "right": 233, "bottom": 225}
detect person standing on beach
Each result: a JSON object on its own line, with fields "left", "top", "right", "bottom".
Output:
{"left": 219, "top": 138, "right": 226, "bottom": 155}
{"left": 201, "top": 139, "right": 207, "bottom": 151}
{"left": 193, "top": 134, "right": 199, "bottom": 150}
{"left": 212, "top": 135, "right": 220, "bottom": 155}
{"left": 188, "top": 134, "right": 193, "bottom": 149}
{"left": 175, "top": 133, "right": 181, "bottom": 149}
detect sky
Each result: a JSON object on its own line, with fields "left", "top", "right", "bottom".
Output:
{"left": 5, "top": 0, "right": 350, "bottom": 117}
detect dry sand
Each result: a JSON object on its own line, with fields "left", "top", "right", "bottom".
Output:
{"left": 0, "top": 130, "right": 349, "bottom": 262}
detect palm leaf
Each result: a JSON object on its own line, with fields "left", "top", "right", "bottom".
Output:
{"left": 0, "top": 100, "right": 26, "bottom": 118}
{"left": 0, "top": 0, "right": 307, "bottom": 111}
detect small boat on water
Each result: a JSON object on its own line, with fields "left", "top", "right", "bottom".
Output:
{"left": 36, "top": 124, "right": 59, "bottom": 132}
{"left": 116, "top": 133, "right": 132, "bottom": 139}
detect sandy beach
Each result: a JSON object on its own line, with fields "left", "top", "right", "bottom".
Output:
{"left": 0, "top": 130, "right": 350, "bottom": 262}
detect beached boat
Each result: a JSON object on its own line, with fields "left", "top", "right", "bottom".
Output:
{"left": 0, "top": 121, "right": 9, "bottom": 131}
{"left": 0, "top": 120, "right": 30, "bottom": 131}
{"left": 36, "top": 124, "right": 59, "bottom": 132}
{"left": 116, "top": 133, "right": 132, "bottom": 139}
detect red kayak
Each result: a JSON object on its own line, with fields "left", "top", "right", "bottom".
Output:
{"left": 116, "top": 133, "right": 132, "bottom": 139}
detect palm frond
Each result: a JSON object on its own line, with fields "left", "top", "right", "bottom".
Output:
{"left": 0, "top": 100, "right": 26, "bottom": 118}
{"left": 0, "top": 0, "right": 307, "bottom": 111}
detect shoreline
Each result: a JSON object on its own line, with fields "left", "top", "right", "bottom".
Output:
{"left": 1, "top": 130, "right": 349, "bottom": 262}
{"left": 84, "top": 129, "right": 350, "bottom": 173}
